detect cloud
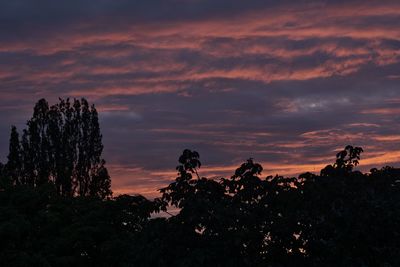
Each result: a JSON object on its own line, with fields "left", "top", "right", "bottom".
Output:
{"left": 1, "top": 0, "right": 400, "bottom": 195}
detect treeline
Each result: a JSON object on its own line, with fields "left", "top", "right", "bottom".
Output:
{"left": 1, "top": 99, "right": 400, "bottom": 266}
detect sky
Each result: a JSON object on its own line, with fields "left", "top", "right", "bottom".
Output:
{"left": 0, "top": 0, "right": 400, "bottom": 198}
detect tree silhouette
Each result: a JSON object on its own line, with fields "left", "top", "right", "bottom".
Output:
{"left": 155, "top": 146, "right": 400, "bottom": 266}
{"left": 321, "top": 145, "right": 364, "bottom": 176}
{"left": 159, "top": 151, "right": 307, "bottom": 266}
{"left": 335, "top": 145, "right": 364, "bottom": 171}
{"left": 2, "top": 98, "right": 111, "bottom": 198}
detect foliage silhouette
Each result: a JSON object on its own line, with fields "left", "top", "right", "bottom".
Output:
{"left": 1, "top": 98, "right": 111, "bottom": 198}
{"left": 1, "top": 100, "right": 400, "bottom": 266}
{"left": 320, "top": 145, "right": 364, "bottom": 177}
{"left": 0, "top": 185, "right": 153, "bottom": 267}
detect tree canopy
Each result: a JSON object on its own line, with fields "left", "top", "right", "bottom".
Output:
{"left": 2, "top": 98, "right": 111, "bottom": 198}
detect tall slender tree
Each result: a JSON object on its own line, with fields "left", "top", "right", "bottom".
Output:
{"left": 5, "top": 98, "right": 112, "bottom": 198}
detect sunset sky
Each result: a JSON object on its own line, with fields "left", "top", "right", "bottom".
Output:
{"left": 0, "top": 0, "right": 400, "bottom": 198}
